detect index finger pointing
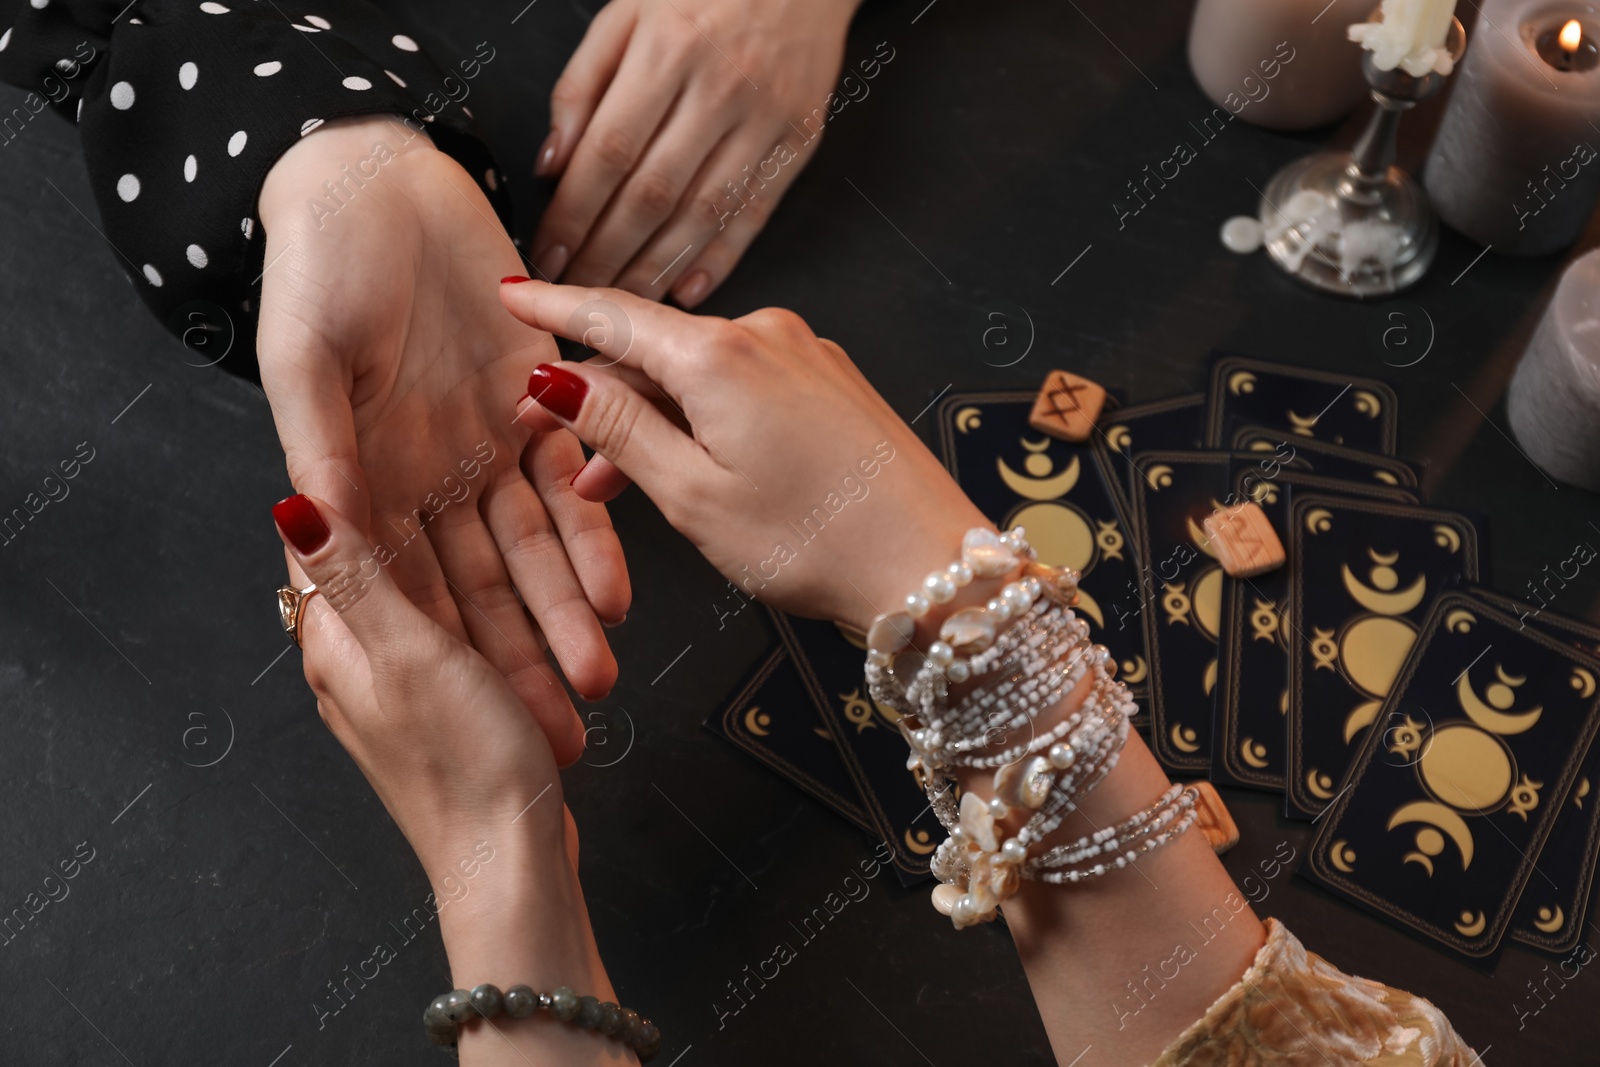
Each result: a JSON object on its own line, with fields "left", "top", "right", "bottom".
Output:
{"left": 498, "top": 279, "right": 706, "bottom": 397}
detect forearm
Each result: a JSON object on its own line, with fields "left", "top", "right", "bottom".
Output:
{"left": 437, "top": 830, "right": 634, "bottom": 1065}
{"left": 956, "top": 734, "right": 1264, "bottom": 1064}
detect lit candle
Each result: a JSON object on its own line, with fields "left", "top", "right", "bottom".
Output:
{"left": 1349, "top": 0, "right": 1461, "bottom": 76}
{"left": 1423, "top": 1, "right": 1600, "bottom": 255}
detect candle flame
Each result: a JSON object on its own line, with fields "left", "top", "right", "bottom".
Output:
{"left": 1561, "top": 19, "right": 1583, "bottom": 54}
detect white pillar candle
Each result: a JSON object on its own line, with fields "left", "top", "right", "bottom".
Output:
{"left": 1350, "top": 0, "right": 1461, "bottom": 75}
{"left": 1424, "top": 0, "right": 1600, "bottom": 255}
{"left": 1508, "top": 247, "right": 1600, "bottom": 490}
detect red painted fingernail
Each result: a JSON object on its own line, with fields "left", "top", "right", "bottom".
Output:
{"left": 272, "top": 494, "right": 331, "bottom": 555}
{"left": 528, "top": 364, "right": 588, "bottom": 422}
{"left": 501, "top": 275, "right": 530, "bottom": 284}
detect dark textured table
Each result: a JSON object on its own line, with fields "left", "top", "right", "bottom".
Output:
{"left": 3, "top": 0, "right": 1597, "bottom": 1062}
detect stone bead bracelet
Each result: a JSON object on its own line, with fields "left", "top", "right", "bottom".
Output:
{"left": 423, "top": 982, "right": 662, "bottom": 1060}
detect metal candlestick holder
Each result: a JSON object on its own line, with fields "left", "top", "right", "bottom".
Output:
{"left": 1258, "top": 16, "right": 1467, "bottom": 297}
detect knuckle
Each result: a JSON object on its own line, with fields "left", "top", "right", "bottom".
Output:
{"left": 629, "top": 170, "right": 680, "bottom": 219}
{"left": 588, "top": 126, "right": 638, "bottom": 173}
{"left": 582, "top": 387, "right": 640, "bottom": 460}
{"left": 318, "top": 561, "right": 376, "bottom": 615}
{"left": 742, "top": 306, "right": 807, "bottom": 338}
{"left": 550, "top": 74, "right": 589, "bottom": 109}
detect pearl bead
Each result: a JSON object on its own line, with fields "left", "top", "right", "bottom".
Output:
{"left": 1001, "top": 838, "right": 1027, "bottom": 864}
{"left": 988, "top": 797, "right": 1009, "bottom": 819}
{"left": 1048, "top": 743, "right": 1075, "bottom": 769}
{"left": 951, "top": 896, "right": 977, "bottom": 925}
{"left": 986, "top": 597, "right": 1010, "bottom": 620}
{"left": 1001, "top": 585, "right": 1026, "bottom": 610}
{"left": 946, "top": 659, "right": 970, "bottom": 683}
{"left": 947, "top": 561, "right": 973, "bottom": 586}
{"left": 928, "top": 642, "right": 954, "bottom": 666}
{"left": 924, "top": 573, "right": 957, "bottom": 603}
{"left": 906, "top": 593, "right": 930, "bottom": 618}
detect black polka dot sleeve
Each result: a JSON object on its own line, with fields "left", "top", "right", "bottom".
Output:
{"left": 0, "top": 0, "right": 513, "bottom": 377}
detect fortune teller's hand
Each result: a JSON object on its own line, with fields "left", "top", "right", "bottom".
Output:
{"left": 256, "top": 117, "right": 630, "bottom": 763}
{"left": 529, "top": 0, "right": 862, "bottom": 306}
{"left": 271, "top": 494, "right": 623, "bottom": 1065}
{"left": 501, "top": 279, "right": 989, "bottom": 631}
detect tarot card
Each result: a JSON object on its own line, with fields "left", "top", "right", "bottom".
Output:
{"left": 1205, "top": 354, "right": 1399, "bottom": 454}
{"left": 938, "top": 391, "right": 1149, "bottom": 717}
{"left": 1285, "top": 496, "right": 1481, "bottom": 818}
{"left": 708, "top": 645, "right": 874, "bottom": 835}
{"left": 1303, "top": 593, "right": 1600, "bottom": 961}
{"left": 1100, "top": 394, "right": 1205, "bottom": 516}
{"left": 1213, "top": 468, "right": 1418, "bottom": 791}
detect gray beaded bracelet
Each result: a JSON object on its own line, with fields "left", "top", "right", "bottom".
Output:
{"left": 423, "top": 983, "right": 662, "bottom": 1060}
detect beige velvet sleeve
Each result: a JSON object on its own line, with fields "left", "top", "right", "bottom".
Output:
{"left": 1151, "top": 919, "right": 1478, "bottom": 1067}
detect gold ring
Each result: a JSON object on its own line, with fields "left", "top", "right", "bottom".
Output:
{"left": 277, "top": 583, "right": 321, "bottom": 648}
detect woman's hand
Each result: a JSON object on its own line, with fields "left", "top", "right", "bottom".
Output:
{"left": 530, "top": 0, "right": 862, "bottom": 307}
{"left": 257, "top": 117, "right": 631, "bottom": 761}
{"left": 271, "top": 493, "right": 624, "bottom": 1065}
{"left": 501, "top": 280, "right": 988, "bottom": 631}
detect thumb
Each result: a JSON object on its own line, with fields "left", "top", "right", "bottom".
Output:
{"left": 258, "top": 336, "right": 371, "bottom": 534}
{"left": 271, "top": 493, "right": 436, "bottom": 665}
{"left": 518, "top": 362, "right": 704, "bottom": 501}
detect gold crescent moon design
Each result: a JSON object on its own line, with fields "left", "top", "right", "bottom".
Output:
{"left": 1572, "top": 668, "right": 1597, "bottom": 698}
{"left": 1388, "top": 801, "right": 1474, "bottom": 868}
{"left": 1353, "top": 390, "right": 1382, "bottom": 417}
{"left": 1344, "top": 700, "right": 1383, "bottom": 743}
{"left": 1121, "top": 656, "right": 1148, "bottom": 684}
{"left": 1457, "top": 672, "right": 1542, "bottom": 735}
{"left": 1170, "top": 725, "right": 1200, "bottom": 753}
{"left": 834, "top": 622, "right": 868, "bottom": 649}
{"left": 1288, "top": 410, "right": 1317, "bottom": 436}
{"left": 1241, "top": 739, "right": 1270, "bottom": 768}
{"left": 1023, "top": 437, "right": 1051, "bottom": 453}
{"left": 1305, "top": 508, "right": 1333, "bottom": 534}
{"left": 1433, "top": 524, "right": 1462, "bottom": 553}
{"left": 1535, "top": 906, "right": 1566, "bottom": 933}
{"left": 744, "top": 707, "right": 772, "bottom": 737}
{"left": 812, "top": 726, "right": 832, "bottom": 740}
{"left": 1576, "top": 778, "right": 1592, "bottom": 810}
{"left": 998, "top": 453, "right": 1080, "bottom": 500}
{"left": 1329, "top": 840, "right": 1357, "bottom": 872}
{"left": 1306, "top": 770, "right": 1336, "bottom": 799}
{"left": 1146, "top": 464, "right": 1173, "bottom": 491}
{"left": 954, "top": 406, "right": 982, "bottom": 433}
{"left": 1445, "top": 608, "right": 1476, "bottom": 633}
{"left": 904, "top": 829, "right": 937, "bottom": 855}
{"left": 1454, "top": 910, "right": 1487, "bottom": 937}
{"left": 1341, "top": 564, "right": 1427, "bottom": 615}
{"left": 1402, "top": 851, "right": 1435, "bottom": 876}
{"left": 1247, "top": 440, "right": 1273, "bottom": 452}
{"left": 1074, "top": 587, "right": 1105, "bottom": 628}
{"left": 1185, "top": 515, "right": 1224, "bottom": 560}
{"left": 1106, "top": 424, "right": 1131, "bottom": 451}
{"left": 1228, "top": 370, "right": 1256, "bottom": 395}
{"left": 1203, "top": 657, "right": 1218, "bottom": 696}
{"left": 1374, "top": 470, "right": 1398, "bottom": 485}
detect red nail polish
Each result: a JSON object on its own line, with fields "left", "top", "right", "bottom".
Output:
{"left": 272, "top": 494, "right": 331, "bottom": 555}
{"left": 528, "top": 364, "right": 588, "bottom": 422}
{"left": 501, "top": 274, "right": 531, "bottom": 285}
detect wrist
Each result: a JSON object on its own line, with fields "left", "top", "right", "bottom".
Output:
{"left": 257, "top": 114, "right": 438, "bottom": 230}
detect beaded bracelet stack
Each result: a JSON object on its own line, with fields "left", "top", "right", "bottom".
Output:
{"left": 864, "top": 525, "right": 1199, "bottom": 929}
{"left": 423, "top": 983, "right": 661, "bottom": 1060}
